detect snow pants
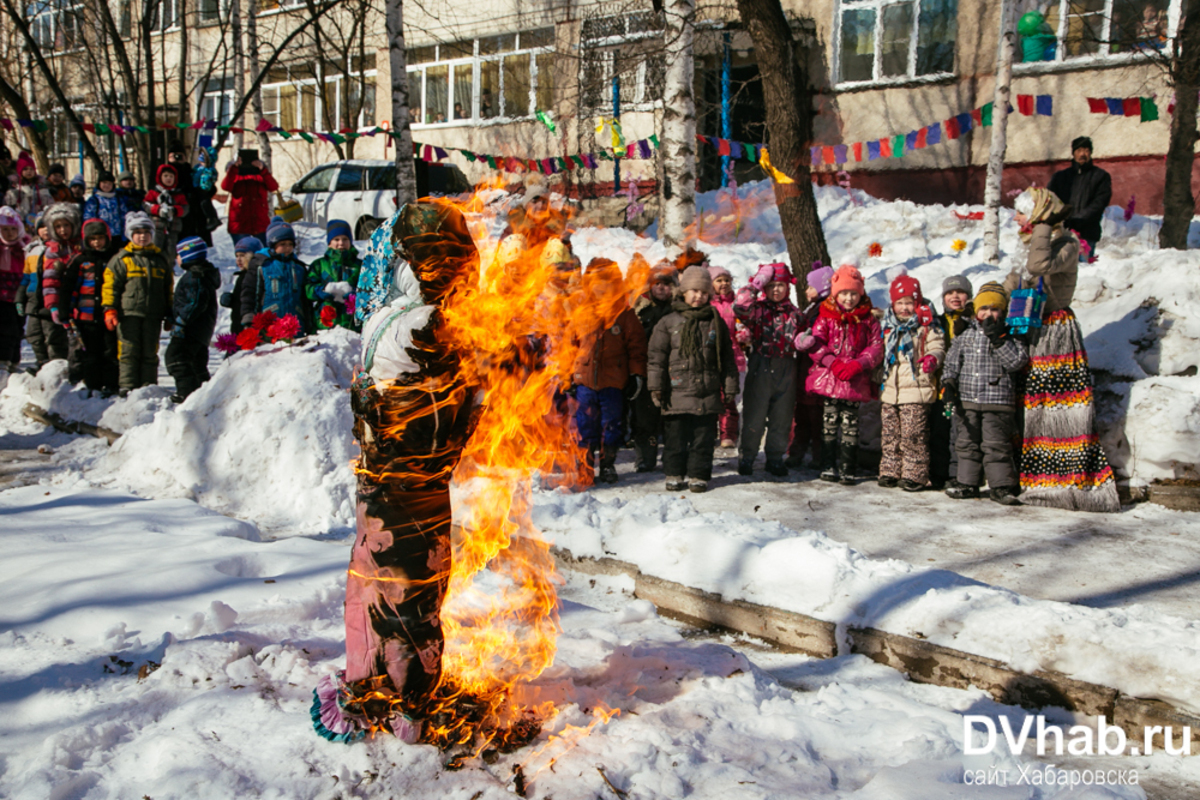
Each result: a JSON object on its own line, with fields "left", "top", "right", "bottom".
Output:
{"left": 879, "top": 402, "right": 931, "bottom": 485}
{"left": 821, "top": 398, "right": 860, "bottom": 475}
{"left": 26, "top": 315, "right": 68, "bottom": 367}
{"left": 928, "top": 401, "right": 959, "bottom": 486}
{"left": 717, "top": 389, "right": 739, "bottom": 443}
{"left": 740, "top": 354, "right": 796, "bottom": 465}
{"left": 631, "top": 385, "right": 662, "bottom": 470}
{"left": 0, "top": 303, "right": 22, "bottom": 365}
{"left": 68, "top": 321, "right": 119, "bottom": 392}
{"left": 956, "top": 406, "right": 1018, "bottom": 490}
{"left": 574, "top": 386, "right": 625, "bottom": 452}
{"left": 116, "top": 315, "right": 163, "bottom": 389}
{"left": 663, "top": 413, "right": 718, "bottom": 481}
{"left": 165, "top": 331, "right": 212, "bottom": 399}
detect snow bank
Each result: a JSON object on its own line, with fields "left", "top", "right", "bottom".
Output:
{"left": 86, "top": 329, "right": 360, "bottom": 538}
{"left": 538, "top": 489, "right": 1200, "bottom": 717}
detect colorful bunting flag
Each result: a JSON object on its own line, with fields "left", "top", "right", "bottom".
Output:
{"left": 833, "top": 144, "right": 848, "bottom": 165}
{"left": 926, "top": 123, "right": 941, "bottom": 146}
{"left": 1036, "top": 95, "right": 1053, "bottom": 116}
{"left": 1141, "top": 97, "right": 1159, "bottom": 122}
{"left": 1017, "top": 94, "right": 1035, "bottom": 115}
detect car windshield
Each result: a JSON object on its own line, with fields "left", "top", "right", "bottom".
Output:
{"left": 335, "top": 166, "right": 365, "bottom": 191}
{"left": 294, "top": 167, "right": 334, "bottom": 193}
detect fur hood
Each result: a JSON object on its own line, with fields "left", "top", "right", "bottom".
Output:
{"left": 43, "top": 202, "right": 81, "bottom": 243}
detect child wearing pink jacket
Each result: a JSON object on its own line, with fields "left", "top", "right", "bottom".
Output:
{"left": 803, "top": 264, "right": 883, "bottom": 484}
{"left": 708, "top": 264, "right": 745, "bottom": 448}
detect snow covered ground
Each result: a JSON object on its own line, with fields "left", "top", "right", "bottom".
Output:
{"left": 1, "top": 185, "right": 1198, "bottom": 797}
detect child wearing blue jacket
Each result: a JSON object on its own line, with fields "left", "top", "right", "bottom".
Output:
{"left": 239, "top": 221, "right": 311, "bottom": 332}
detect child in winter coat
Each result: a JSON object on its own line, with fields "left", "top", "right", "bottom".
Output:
{"left": 45, "top": 164, "right": 72, "bottom": 203}
{"left": 115, "top": 171, "right": 145, "bottom": 221}
{"left": 941, "top": 281, "right": 1028, "bottom": 506}
{"left": 166, "top": 237, "right": 221, "bottom": 402}
{"left": 31, "top": 203, "right": 81, "bottom": 367}
{"left": 707, "top": 264, "right": 745, "bottom": 448}
{"left": 83, "top": 171, "right": 128, "bottom": 244}
{"left": 805, "top": 264, "right": 884, "bottom": 484}
{"left": 647, "top": 265, "right": 739, "bottom": 493}
{"left": 734, "top": 262, "right": 807, "bottom": 477}
{"left": 143, "top": 164, "right": 190, "bottom": 258}
{"left": 929, "top": 274, "right": 974, "bottom": 490}
{"left": 877, "top": 274, "right": 945, "bottom": 491}
{"left": 103, "top": 211, "right": 174, "bottom": 393}
{"left": 0, "top": 206, "right": 26, "bottom": 370}
{"left": 571, "top": 258, "right": 647, "bottom": 484}
{"left": 4, "top": 152, "right": 52, "bottom": 228}
{"left": 306, "top": 219, "right": 362, "bottom": 332}
{"left": 221, "top": 236, "right": 264, "bottom": 335}
{"left": 54, "top": 219, "right": 120, "bottom": 392}
{"left": 242, "top": 222, "right": 310, "bottom": 332}
{"left": 630, "top": 262, "right": 678, "bottom": 472}
{"left": 787, "top": 265, "right": 834, "bottom": 469}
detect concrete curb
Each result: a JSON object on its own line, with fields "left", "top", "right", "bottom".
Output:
{"left": 552, "top": 546, "right": 1198, "bottom": 755}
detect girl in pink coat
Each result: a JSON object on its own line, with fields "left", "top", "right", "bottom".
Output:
{"left": 708, "top": 264, "right": 745, "bottom": 447}
{"left": 804, "top": 264, "right": 883, "bottom": 484}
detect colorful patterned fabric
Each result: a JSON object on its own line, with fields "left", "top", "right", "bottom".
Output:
{"left": 880, "top": 402, "right": 930, "bottom": 484}
{"left": 1019, "top": 308, "right": 1120, "bottom": 512}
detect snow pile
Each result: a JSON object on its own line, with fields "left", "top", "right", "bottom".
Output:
{"left": 537, "top": 489, "right": 1200, "bottom": 716}
{"left": 86, "top": 328, "right": 360, "bottom": 538}
{"left": 0, "top": 484, "right": 1152, "bottom": 799}
{"left": 0, "top": 361, "right": 176, "bottom": 434}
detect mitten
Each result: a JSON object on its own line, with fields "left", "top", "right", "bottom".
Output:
{"left": 104, "top": 309, "right": 118, "bottom": 331}
{"left": 793, "top": 331, "right": 815, "bottom": 351}
{"left": 981, "top": 316, "right": 1005, "bottom": 344}
{"left": 325, "top": 281, "right": 352, "bottom": 302}
{"left": 749, "top": 263, "right": 776, "bottom": 290}
{"left": 650, "top": 390, "right": 663, "bottom": 408}
{"left": 920, "top": 355, "right": 938, "bottom": 374}
{"left": 916, "top": 304, "right": 934, "bottom": 327}
{"left": 831, "top": 359, "right": 862, "bottom": 381}
{"left": 51, "top": 308, "right": 64, "bottom": 326}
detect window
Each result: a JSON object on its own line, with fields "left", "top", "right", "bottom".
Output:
{"left": 405, "top": 29, "right": 555, "bottom": 126}
{"left": 1014, "top": 0, "right": 1181, "bottom": 64}
{"left": 261, "top": 60, "right": 377, "bottom": 134}
{"left": 836, "top": 0, "right": 958, "bottom": 84}
{"left": 201, "top": 77, "right": 235, "bottom": 125}
{"left": 578, "top": 13, "right": 665, "bottom": 112}
{"left": 199, "top": 0, "right": 228, "bottom": 23}
{"left": 334, "top": 166, "right": 364, "bottom": 191}
{"left": 367, "top": 166, "right": 396, "bottom": 191}
{"left": 29, "top": 0, "right": 84, "bottom": 51}
{"left": 151, "top": 0, "right": 179, "bottom": 32}
{"left": 294, "top": 166, "right": 335, "bottom": 193}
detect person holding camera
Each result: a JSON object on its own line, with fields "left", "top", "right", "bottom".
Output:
{"left": 221, "top": 151, "right": 278, "bottom": 245}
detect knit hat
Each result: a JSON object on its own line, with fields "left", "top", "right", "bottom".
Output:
{"left": 889, "top": 274, "right": 922, "bottom": 305}
{"left": 707, "top": 264, "right": 732, "bottom": 282}
{"left": 97, "top": 170, "right": 115, "bottom": 185}
{"left": 831, "top": 264, "right": 865, "bottom": 296}
{"left": 649, "top": 263, "right": 679, "bottom": 286}
{"left": 82, "top": 218, "right": 110, "bottom": 241}
{"left": 168, "top": 138, "right": 186, "bottom": 155}
{"left": 679, "top": 265, "right": 713, "bottom": 295}
{"left": 974, "top": 281, "right": 1009, "bottom": 312}
{"left": 266, "top": 221, "right": 296, "bottom": 247}
{"left": 117, "top": 170, "right": 135, "bottom": 183}
{"left": 177, "top": 236, "right": 208, "bottom": 264}
{"left": 156, "top": 163, "right": 179, "bottom": 186}
{"left": 235, "top": 236, "right": 263, "bottom": 254}
{"left": 124, "top": 210, "right": 155, "bottom": 233}
{"left": 69, "top": 174, "right": 85, "bottom": 188}
{"left": 1071, "top": 136, "right": 1093, "bottom": 153}
{"left": 807, "top": 266, "right": 834, "bottom": 298}
{"left": 0, "top": 206, "right": 24, "bottom": 242}
{"left": 15, "top": 153, "right": 36, "bottom": 179}
{"left": 942, "top": 274, "right": 973, "bottom": 298}
{"left": 762, "top": 262, "right": 796, "bottom": 285}
{"left": 326, "top": 218, "right": 352, "bottom": 244}
{"left": 48, "top": 163, "right": 66, "bottom": 177}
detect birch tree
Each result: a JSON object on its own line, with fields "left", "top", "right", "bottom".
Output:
{"left": 982, "top": 0, "right": 1014, "bottom": 264}
{"left": 387, "top": 0, "right": 416, "bottom": 206}
{"left": 660, "top": 0, "right": 696, "bottom": 245}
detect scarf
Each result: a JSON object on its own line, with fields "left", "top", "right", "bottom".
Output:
{"left": 882, "top": 308, "right": 922, "bottom": 379}
{"left": 672, "top": 299, "right": 719, "bottom": 373}
{"left": 818, "top": 295, "right": 873, "bottom": 324}
{"left": 1017, "top": 187, "right": 1068, "bottom": 244}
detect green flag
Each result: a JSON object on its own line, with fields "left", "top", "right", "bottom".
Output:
{"left": 981, "top": 103, "right": 994, "bottom": 127}
{"left": 535, "top": 109, "right": 556, "bottom": 133}
{"left": 462, "top": 150, "right": 477, "bottom": 162}
{"left": 299, "top": 132, "right": 313, "bottom": 143}
{"left": 649, "top": 134, "right": 659, "bottom": 148}
{"left": 1140, "top": 97, "right": 1159, "bottom": 122}
{"left": 94, "top": 123, "right": 111, "bottom": 135}
{"left": 279, "top": 130, "right": 293, "bottom": 139}
{"left": 892, "top": 134, "right": 904, "bottom": 158}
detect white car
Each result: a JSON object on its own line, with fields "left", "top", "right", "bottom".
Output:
{"left": 286, "top": 159, "right": 470, "bottom": 239}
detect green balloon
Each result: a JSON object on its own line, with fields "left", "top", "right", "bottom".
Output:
{"left": 1018, "top": 10, "right": 1047, "bottom": 36}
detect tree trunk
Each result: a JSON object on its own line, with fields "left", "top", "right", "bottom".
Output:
{"left": 387, "top": 0, "right": 417, "bottom": 206}
{"left": 733, "top": 0, "right": 828, "bottom": 284}
{"left": 982, "top": 0, "right": 1014, "bottom": 264}
{"left": 178, "top": 0, "right": 189, "bottom": 128}
{"left": 1161, "top": 10, "right": 1200, "bottom": 249}
{"left": 660, "top": 0, "right": 696, "bottom": 246}
{"left": 230, "top": 0, "right": 245, "bottom": 149}
{"left": 246, "top": 0, "right": 273, "bottom": 170}
{"left": 0, "top": 73, "right": 51, "bottom": 167}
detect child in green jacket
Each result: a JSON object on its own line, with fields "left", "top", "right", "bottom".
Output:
{"left": 103, "top": 211, "right": 174, "bottom": 394}
{"left": 305, "top": 219, "right": 361, "bottom": 332}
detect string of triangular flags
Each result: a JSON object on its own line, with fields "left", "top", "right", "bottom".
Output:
{"left": 1086, "top": 96, "right": 1159, "bottom": 121}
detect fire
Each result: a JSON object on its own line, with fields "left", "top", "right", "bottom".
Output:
{"left": 394, "top": 188, "right": 642, "bottom": 756}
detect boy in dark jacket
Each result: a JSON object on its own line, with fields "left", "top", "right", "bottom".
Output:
{"left": 929, "top": 274, "right": 974, "bottom": 490}
{"left": 221, "top": 236, "right": 263, "bottom": 335}
{"left": 83, "top": 171, "right": 127, "bottom": 244}
{"left": 941, "top": 281, "right": 1028, "bottom": 506}
{"left": 630, "top": 262, "right": 678, "bottom": 472}
{"left": 166, "top": 237, "right": 220, "bottom": 401}
{"left": 647, "top": 265, "right": 739, "bottom": 493}
{"left": 571, "top": 258, "right": 647, "bottom": 484}
{"left": 115, "top": 172, "right": 145, "bottom": 222}
{"left": 103, "top": 211, "right": 174, "bottom": 393}
{"left": 241, "top": 222, "right": 309, "bottom": 331}
{"left": 143, "top": 164, "right": 190, "bottom": 258}
{"left": 56, "top": 219, "right": 120, "bottom": 392}
{"left": 305, "top": 219, "right": 362, "bottom": 331}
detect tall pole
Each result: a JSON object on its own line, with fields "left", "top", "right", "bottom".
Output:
{"left": 387, "top": 0, "right": 417, "bottom": 206}
{"left": 661, "top": 0, "right": 697, "bottom": 245}
{"left": 721, "top": 31, "right": 732, "bottom": 188}
{"left": 982, "top": 0, "right": 1015, "bottom": 264}
{"left": 612, "top": 72, "right": 620, "bottom": 192}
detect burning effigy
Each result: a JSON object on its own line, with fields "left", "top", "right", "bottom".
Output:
{"left": 313, "top": 193, "right": 632, "bottom": 760}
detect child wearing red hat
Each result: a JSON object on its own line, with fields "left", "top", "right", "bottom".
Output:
{"left": 878, "top": 273, "right": 944, "bottom": 491}
{"left": 805, "top": 263, "right": 883, "bottom": 484}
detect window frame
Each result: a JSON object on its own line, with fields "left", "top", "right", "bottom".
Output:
{"left": 261, "top": 66, "right": 378, "bottom": 137}
{"left": 407, "top": 30, "right": 554, "bottom": 129}
{"left": 577, "top": 13, "right": 665, "bottom": 113}
{"left": 833, "top": 0, "right": 958, "bottom": 88}
{"left": 1011, "top": 0, "right": 1184, "bottom": 72}
{"left": 28, "top": 0, "right": 85, "bottom": 53}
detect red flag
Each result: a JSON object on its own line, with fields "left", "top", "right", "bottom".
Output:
{"left": 82, "top": 123, "right": 96, "bottom": 133}
{"left": 1086, "top": 97, "right": 1107, "bottom": 113}
{"left": 822, "top": 145, "right": 835, "bottom": 165}
{"left": 1123, "top": 97, "right": 1141, "bottom": 117}
{"left": 852, "top": 142, "right": 863, "bottom": 162}
{"left": 528, "top": 159, "right": 538, "bottom": 172}
{"left": 717, "top": 138, "right": 731, "bottom": 156}
{"left": 915, "top": 127, "right": 928, "bottom": 149}
{"left": 945, "top": 117, "right": 960, "bottom": 139}
{"left": 1017, "top": 94, "right": 1034, "bottom": 115}
{"left": 255, "top": 118, "right": 273, "bottom": 132}
{"left": 191, "top": 118, "right": 206, "bottom": 130}
{"left": 971, "top": 108, "right": 983, "bottom": 127}
{"left": 879, "top": 138, "right": 892, "bottom": 158}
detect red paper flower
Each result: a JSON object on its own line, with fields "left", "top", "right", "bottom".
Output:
{"left": 266, "top": 313, "right": 302, "bottom": 342}
{"left": 868, "top": 242, "right": 883, "bottom": 258}
{"left": 236, "top": 328, "right": 262, "bottom": 351}
{"left": 214, "top": 333, "right": 239, "bottom": 354}
{"left": 320, "top": 305, "right": 338, "bottom": 329}
{"left": 251, "top": 310, "right": 277, "bottom": 331}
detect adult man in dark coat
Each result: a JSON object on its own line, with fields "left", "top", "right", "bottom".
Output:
{"left": 1047, "top": 136, "right": 1112, "bottom": 259}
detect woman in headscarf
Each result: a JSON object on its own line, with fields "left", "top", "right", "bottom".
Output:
{"left": 1005, "top": 187, "right": 1119, "bottom": 512}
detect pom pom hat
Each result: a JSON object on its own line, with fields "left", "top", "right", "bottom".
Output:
{"left": 831, "top": 264, "right": 865, "bottom": 296}
{"left": 974, "top": 281, "right": 1009, "bottom": 312}
{"left": 889, "top": 274, "right": 922, "bottom": 305}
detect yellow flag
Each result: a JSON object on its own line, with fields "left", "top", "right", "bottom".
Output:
{"left": 760, "top": 147, "right": 795, "bottom": 185}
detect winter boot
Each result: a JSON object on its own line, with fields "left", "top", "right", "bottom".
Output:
{"left": 688, "top": 479, "right": 708, "bottom": 493}
{"left": 989, "top": 486, "right": 1022, "bottom": 506}
{"left": 719, "top": 438, "right": 736, "bottom": 449}
{"left": 837, "top": 440, "right": 858, "bottom": 485}
{"left": 599, "top": 448, "right": 619, "bottom": 484}
{"left": 737, "top": 459, "right": 754, "bottom": 476}
{"left": 946, "top": 483, "right": 980, "bottom": 499}
{"left": 765, "top": 460, "right": 788, "bottom": 477}
{"left": 634, "top": 440, "right": 657, "bottom": 472}
{"left": 899, "top": 478, "right": 924, "bottom": 492}
{"left": 877, "top": 475, "right": 899, "bottom": 488}
{"left": 665, "top": 476, "right": 687, "bottom": 492}
{"left": 818, "top": 437, "right": 839, "bottom": 482}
